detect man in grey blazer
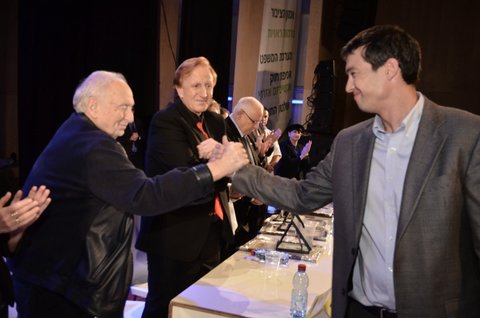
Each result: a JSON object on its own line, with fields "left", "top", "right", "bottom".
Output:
{"left": 231, "top": 25, "right": 480, "bottom": 318}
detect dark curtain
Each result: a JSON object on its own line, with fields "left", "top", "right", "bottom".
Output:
{"left": 18, "top": 0, "right": 159, "bottom": 182}
{"left": 178, "top": 0, "right": 233, "bottom": 108}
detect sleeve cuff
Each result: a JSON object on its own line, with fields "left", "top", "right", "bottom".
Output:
{"left": 191, "top": 164, "right": 214, "bottom": 189}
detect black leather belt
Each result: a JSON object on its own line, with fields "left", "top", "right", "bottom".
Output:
{"left": 363, "top": 305, "right": 397, "bottom": 318}
{"left": 349, "top": 297, "right": 397, "bottom": 318}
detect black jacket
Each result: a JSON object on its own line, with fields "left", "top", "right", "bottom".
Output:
{"left": 274, "top": 139, "right": 310, "bottom": 179}
{"left": 10, "top": 113, "right": 215, "bottom": 316}
{"left": 0, "top": 234, "right": 13, "bottom": 310}
{"left": 136, "top": 100, "right": 233, "bottom": 260}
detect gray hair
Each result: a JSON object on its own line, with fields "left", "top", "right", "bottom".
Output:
{"left": 233, "top": 96, "right": 263, "bottom": 114}
{"left": 72, "top": 71, "right": 127, "bottom": 113}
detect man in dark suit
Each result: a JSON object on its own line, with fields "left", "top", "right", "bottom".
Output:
{"left": 136, "top": 57, "right": 238, "bottom": 318}
{"left": 10, "top": 70, "right": 248, "bottom": 318}
{"left": 231, "top": 25, "right": 480, "bottom": 318}
{"left": 225, "top": 96, "right": 272, "bottom": 248}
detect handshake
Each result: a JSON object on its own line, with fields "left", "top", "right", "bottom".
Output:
{"left": 196, "top": 136, "right": 249, "bottom": 180}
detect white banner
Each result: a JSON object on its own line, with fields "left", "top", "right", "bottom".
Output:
{"left": 255, "top": 0, "right": 301, "bottom": 131}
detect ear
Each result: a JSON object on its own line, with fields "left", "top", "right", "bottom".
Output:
{"left": 85, "top": 97, "right": 98, "bottom": 118}
{"left": 385, "top": 58, "right": 400, "bottom": 81}
{"left": 176, "top": 86, "right": 184, "bottom": 99}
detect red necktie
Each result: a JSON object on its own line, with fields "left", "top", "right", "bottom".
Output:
{"left": 196, "top": 121, "right": 224, "bottom": 220}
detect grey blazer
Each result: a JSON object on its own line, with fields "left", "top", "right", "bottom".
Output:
{"left": 232, "top": 97, "right": 480, "bottom": 318}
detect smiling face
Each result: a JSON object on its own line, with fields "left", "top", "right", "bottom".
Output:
{"left": 89, "top": 80, "right": 135, "bottom": 139}
{"left": 288, "top": 129, "right": 302, "bottom": 143}
{"left": 176, "top": 65, "right": 215, "bottom": 116}
{"left": 344, "top": 47, "right": 390, "bottom": 114}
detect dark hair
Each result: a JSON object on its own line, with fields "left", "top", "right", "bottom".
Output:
{"left": 286, "top": 124, "right": 305, "bottom": 133}
{"left": 341, "top": 25, "right": 421, "bottom": 84}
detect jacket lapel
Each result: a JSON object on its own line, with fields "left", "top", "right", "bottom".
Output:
{"left": 352, "top": 123, "right": 376, "bottom": 240}
{"left": 397, "top": 99, "right": 447, "bottom": 241}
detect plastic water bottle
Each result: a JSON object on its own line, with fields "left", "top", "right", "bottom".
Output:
{"left": 290, "top": 263, "right": 309, "bottom": 318}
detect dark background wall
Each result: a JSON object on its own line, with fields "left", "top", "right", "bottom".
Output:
{"left": 8, "top": 0, "right": 233, "bottom": 185}
{"left": 178, "top": 0, "right": 233, "bottom": 108}
{"left": 16, "top": 0, "right": 159, "bottom": 183}
{"left": 328, "top": 0, "right": 480, "bottom": 130}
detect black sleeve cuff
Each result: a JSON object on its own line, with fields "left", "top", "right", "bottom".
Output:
{"left": 191, "top": 164, "right": 214, "bottom": 189}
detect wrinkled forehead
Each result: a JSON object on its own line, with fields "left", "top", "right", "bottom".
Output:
{"left": 100, "top": 80, "right": 134, "bottom": 106}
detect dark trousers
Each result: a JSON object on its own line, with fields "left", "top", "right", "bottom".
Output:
{"left": 13, "top": 279, "right": 124, "bottom": 318}
{"left": 141, "top": 221, "right": 222, "bottom": 318}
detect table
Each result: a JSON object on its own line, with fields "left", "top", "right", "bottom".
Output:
{"left": 168, "top": 249, "right": 331, "bottom": 318}
{"left": 168, "top": 213, "right": 333, "bottom": 318}
{"left": 130, "top": 212, "right": 333, "bottom": 318}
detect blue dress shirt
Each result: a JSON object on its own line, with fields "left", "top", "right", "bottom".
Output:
{"left": 350, "top": 93, "right": 425, "bottom": 310}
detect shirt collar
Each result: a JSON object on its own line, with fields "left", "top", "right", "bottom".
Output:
{"left": 372, "top": 92, "right": 424, "bottom": 138}
{"left": 230, "top": 115, "right": 247, "bottom": 138}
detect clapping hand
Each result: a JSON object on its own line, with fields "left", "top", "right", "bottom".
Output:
{"left": 255, "top": 128, "right": 282, "bottom": 156}
{"left": 1, "top": 185, "right": 51, "bottom": 251}
{"left": 300, "top": 140, "right": 312, "bottom": 159}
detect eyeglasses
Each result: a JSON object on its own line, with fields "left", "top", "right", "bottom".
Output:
{"left": 243, "top": 110, "right": 262, "bottom": 125}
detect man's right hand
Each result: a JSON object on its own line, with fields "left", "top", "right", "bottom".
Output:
{"left": 207, "top": 136, "right": 249, "bottom": 181}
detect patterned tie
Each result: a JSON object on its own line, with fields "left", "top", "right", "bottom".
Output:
{"left": 196, "top": 121, "right": 224, "bottom": 220}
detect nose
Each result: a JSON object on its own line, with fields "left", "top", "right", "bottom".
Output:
{"left": 199, "top": 86, "right": 208, "bottom": 98}
{"left": 345, "top": 76, "right": 354, "bottom": 93}
{"left": 125, "top": 107, "right": 134, "bottom": 123}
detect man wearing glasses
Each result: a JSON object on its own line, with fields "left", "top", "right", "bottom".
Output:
{"left": 225, "top": 96, "right": 271, "bottom": 250}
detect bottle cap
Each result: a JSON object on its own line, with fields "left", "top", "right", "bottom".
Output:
{"left": 298, "top": 263, "right": 306, "bottom": 271}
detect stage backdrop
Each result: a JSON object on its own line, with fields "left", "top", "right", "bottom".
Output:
{"left": 233, "top": 0, "right": 301, "bottom": 131}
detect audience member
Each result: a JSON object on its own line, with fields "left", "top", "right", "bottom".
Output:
{"left": 231, "top": 25, "right": 480, "bottom": 318}
{"left": 208, "top": 99, "right": 230, "bottom": 119}
{"left": 258, "top": 109, "right": 282, "bottom": 173}
{"left": 136, "top": 57, "right": 237, "bottom": 318}
{"left": 9, "top": 70, "right": 248, "bottom": 318}
{"left": 225, "top": 97, "right": 274, "bottom": 248}
{"left": 274, "top": 124, "right": 311, "bottom": 179}
{"left": 219, "top": 107, "right": 230, "bottom": 119}
{"left": 207, "top": 99, "right": 221, "bottom": 114}
{"left": 1, "top": 186, "right": 50, "bottom": 318}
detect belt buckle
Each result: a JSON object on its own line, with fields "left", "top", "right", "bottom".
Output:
{"left": 380, "top": 308, "right": 395, "bottom": 318}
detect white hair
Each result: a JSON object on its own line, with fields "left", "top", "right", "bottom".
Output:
{"left": 233, "top": 96, "right": 263, "bottom": 115}
{"left": 72, "top": 71, "right": 127, "bottom": 113}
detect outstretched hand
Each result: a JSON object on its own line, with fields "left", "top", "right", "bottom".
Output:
{"left": 207, "top": 136, "right": 249, "bottom": 181}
